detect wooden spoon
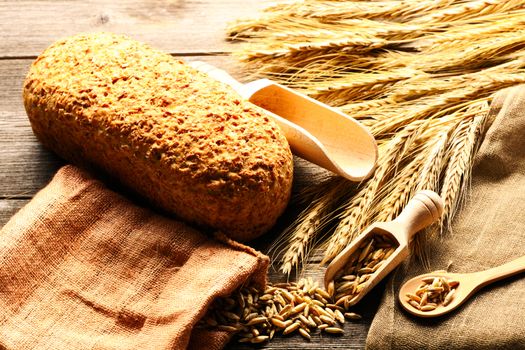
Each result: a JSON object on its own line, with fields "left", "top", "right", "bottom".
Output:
{"left": 399, "top": 255, "right": 525, "bottom": 317}
{"left": 324, "top": 190, "right": 443, "bottom": 307}
{"left": 189, "top": 61, "right": 378, "bottom": 182}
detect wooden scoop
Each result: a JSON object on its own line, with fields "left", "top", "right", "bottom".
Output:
{"left": 189, "top": 61, "right": 378, "bottom": 182}
{"left": 399, "top": 255, "right": 525, "bottom": 318}
{"left": 324, "top": 190, "right": 444, "bottom": 307}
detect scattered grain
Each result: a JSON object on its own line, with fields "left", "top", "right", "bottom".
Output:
{"left": 251, "top": 335, "right": 269, "bottom": 344}
{"left": 344, "top": 312, "right": 362, "bottom": 320}
{"left": 299, "top": 327, "right": 311, "bottom": 340}
{"left": 324, "top": 327, "right": 344, "bottom": 334}
{"left": 283, "top": 322, "right": 301, "bottom": 335}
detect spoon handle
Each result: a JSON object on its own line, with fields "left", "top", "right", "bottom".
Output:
{"left": 392, "top": 190, "right": 444, "bottom": 244}
{"left": 477, "top": 255, "right": 525, "bottom": 287}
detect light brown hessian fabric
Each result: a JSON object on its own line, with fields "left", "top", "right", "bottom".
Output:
{"left": 0, "top": 165, "right": 269, "bottom": 350}
{"left": 366, "top": 86, "right": 525, "bottom": 349}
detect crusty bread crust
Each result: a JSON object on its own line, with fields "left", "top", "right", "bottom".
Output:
{"left": 23, "top": 32, "right": 293, "bottom": 241}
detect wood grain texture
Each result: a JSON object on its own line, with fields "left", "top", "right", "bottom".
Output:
{"left": 0, "top": 1, "right": 378, "bottom": 348}
{"left": 0, "top": 0, "right": 270, "bottom": 58}
{"left": 0, "top": 59, "right": 63, "bottom": 197}
{"left": 0, "top": 199, "right": 30, "bottom": 224}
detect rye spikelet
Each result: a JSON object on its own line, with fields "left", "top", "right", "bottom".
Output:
{"left": 415, "top": 30, "right": 525, "bottom": 73}
{"left": 280, "top": 0, "right": 456, "bottom": 22}
{"left": 390, "top": 63, "right": 525, "bottom": 103}
{"left": 228, "top": 0, "right": 462, "bottom": 39}
{"left": 371, "top": 150, "right": 430, "bottom": 223}
{"left": 339, "top": 98, "right": 394, "bottom": 117}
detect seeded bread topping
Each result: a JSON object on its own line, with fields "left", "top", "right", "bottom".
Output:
{"left": 23, "top": 32, "right": 293, "bottom": 241}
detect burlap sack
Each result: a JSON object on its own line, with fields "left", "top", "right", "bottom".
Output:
{"left": 0, "top": 165, "right": 269, "bottom": 350}
{"left": 366, "top": 86, "right": 525, "bottom": 349}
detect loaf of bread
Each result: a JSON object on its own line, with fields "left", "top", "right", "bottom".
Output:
{"left": 23, "top": 32, "right": 293, "bottom": 241}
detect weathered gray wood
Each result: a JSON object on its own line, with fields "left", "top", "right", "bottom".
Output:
{"left": 0, "top": 199, "right": 29, "bottom": 225}
{"left": 0, "top": 59, "right": 61, "bottom": 196}
{"left": 0, "top": 0, "right": 270, "bottom": 58}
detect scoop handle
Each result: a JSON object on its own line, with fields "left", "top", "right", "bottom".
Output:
{"left": 392, "top": 190, "right": 444, "bottom": 243}
{"left": 189, "top": 61, "right": 245, "bottom": 95}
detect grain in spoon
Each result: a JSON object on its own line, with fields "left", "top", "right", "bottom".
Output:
{"left": 399, "top": 255, "right": 525, "bottom": 317}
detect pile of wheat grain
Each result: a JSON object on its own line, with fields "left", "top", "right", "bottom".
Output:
{"left": 198, "top": 278, "right": 363, "bottom": 344}
{"left": 227, "top": 0, "right": 525, "bottom": 275}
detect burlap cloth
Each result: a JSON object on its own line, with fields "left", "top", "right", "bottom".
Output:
{"left": 367, "top": 86, "right": 525, "bottom": 349}
{"left": 0, "top": 165, "right": 269, "bottom": 350}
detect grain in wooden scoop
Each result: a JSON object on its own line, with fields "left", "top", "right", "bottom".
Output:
{"left": 328, "top": 234, "right": 398, "bottom": 308}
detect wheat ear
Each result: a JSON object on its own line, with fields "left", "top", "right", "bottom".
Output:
{"left": 440, "top": 101, "right": 491, "bottom": 229}
{"left": 413, "top": 0, "right": 525, "bottom": 24}
{"left": 274, "top": 178, "right": 350, "bottom": 276}
{"left": 321, "top": 120, "right": 430, "bottom": 264}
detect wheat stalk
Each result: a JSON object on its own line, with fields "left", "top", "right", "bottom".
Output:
{"left": 412, "top": 0, "right": 525, "bottom": 24}
{"left": 287, "top": 0, "right": 455, "bottom": 21}
{"left": 440, "top": 101, "right": 491, "bottom": 228}
{"left": 339, "top": 98, "right": 394, "bottom": 117}
{"left": 227, "top": 0, "right": 452, "bottom": 39}
{"left": 372, "top": 151, "right": 431, "bottom": 223}
{"left": 368, "top": 86, "right": 503, "bottom": 136}
{"left": 322, "top": 104, "right": 490, "bottom": 263}
{"left": 270, "top": 177, "right": 350, "bottom": 276}
{"left": 323, "top": 119, "right": 450, "bottom": 262}
{"left": 419, "top": 31, "right": 525, "bottom": 73}
{"left": 228, "top": 0, "right": 525, "bottom": 272}
{"left": 381, "top": 128, "right": 451, "bottom": 264}
{"left": 421, "top": 10, "right": 525, "bottom": 47}
{"left": 391, "top": 63, "right": 525, "bottom": 102}
{"left": 321, "top": 120, "right": 431, "bottom": 264}
{"left": 372, "top": 128, "right": 449, "bottom": 222}
{"left": 300, "top": 69, "right": 414, "bottom": 105}
{"left": 416, "top": 131, "right": 450, "bottom": 193}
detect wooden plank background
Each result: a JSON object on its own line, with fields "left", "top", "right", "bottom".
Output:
{"left": 0, "top": 0, "right": 270, "bottom": 57}
{"left": 0, "top": 1, "right": 383, "bottom": 348}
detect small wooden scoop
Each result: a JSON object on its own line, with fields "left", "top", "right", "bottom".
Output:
{"left": 189, "top": 61, "right": 378, "bottom": 182}
{"left": 399, "top": 255, "right": 525, "bottom": 318}
{"left": 324, "top": 190, "right": 444, "bottom": 307}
